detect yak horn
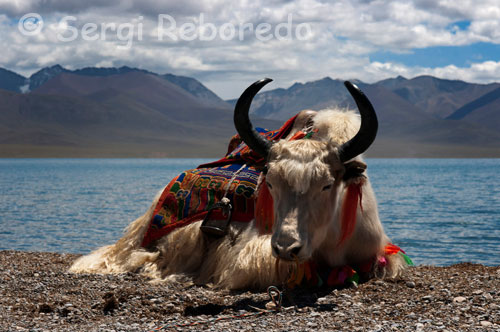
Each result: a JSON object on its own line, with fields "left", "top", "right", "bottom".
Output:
{"left": 338, "top": 81, "right": 378, "bottom": 162}
{"left": 234, "top": 78, "right": 273, "bottom": 158}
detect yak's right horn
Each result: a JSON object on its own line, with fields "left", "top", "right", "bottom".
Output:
{"left": 233, "top": 78, "right": 273, "bottom": 159}
{"left": 338, "top": 81, "right": 378, "bottom": 162}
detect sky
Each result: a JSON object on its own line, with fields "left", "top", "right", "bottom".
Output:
{"left": 1, "top": 0, "right": 500, "bottom": 99}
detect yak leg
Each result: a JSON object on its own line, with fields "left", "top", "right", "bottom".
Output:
{"left": 146, "top": 221, "right": 207, "bottom": 281}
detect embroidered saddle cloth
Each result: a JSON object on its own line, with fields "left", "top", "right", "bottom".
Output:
{"left": 141, "top": 116, "right": 297, "bottom": 247}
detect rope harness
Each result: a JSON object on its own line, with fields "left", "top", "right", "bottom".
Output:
{"left": 200, "top": 164, "right": 248, "bottom": 237}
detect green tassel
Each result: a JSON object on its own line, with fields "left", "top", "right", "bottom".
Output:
{"left": 316, "top": 274, "right": 323, "bottom": 288}
{"left": 401, "top": 253, "right": 414, "bottom": 266}
{"left": 347, "top": 272, "right": 360, "bottom": 285}
{"left": 304, "top": 131, "right": 314, "bottom": 139}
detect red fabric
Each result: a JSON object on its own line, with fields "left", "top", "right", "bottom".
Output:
{"left": 289, "top": 130, "right": 306, "bottom": 140}
{"left": 255, "top": 178, "right": 274, "bottom": 235}
{"left": 337, "top": 182, "right": 363, "bottom": 247}
{"left": 384, "top": 243, "right": 405, "bottom": 255}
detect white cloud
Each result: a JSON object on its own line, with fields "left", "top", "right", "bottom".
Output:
{"left": 0, "top": 0, "right": 499, "bottom": 98}
{"left": 362, "top": 60, "right": 500, "bottom": 84}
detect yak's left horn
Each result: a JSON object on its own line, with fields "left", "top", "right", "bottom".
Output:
{"left": 234, "top": 78, "right": 273, "bottom": 158}
{"left": 338, "top": 81, "right": 378, "bottom": 162}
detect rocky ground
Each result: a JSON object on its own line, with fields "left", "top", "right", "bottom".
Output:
{"left": 0, "top": 250, "right": 498, "bottom": 332}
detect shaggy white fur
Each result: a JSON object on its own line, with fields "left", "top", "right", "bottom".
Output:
{"left": 69, "top": 109, "right": 407, "bottom": 289}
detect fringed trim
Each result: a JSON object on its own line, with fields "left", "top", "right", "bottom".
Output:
{"left": 285, "top": 243, "right": 412, "bottom": 289}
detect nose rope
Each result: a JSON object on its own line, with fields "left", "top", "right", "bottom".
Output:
{"left": 275, "top": 254, "right": 304, "bottom": 288}
{"left": 267, "top": 285, "right": 282, "bottom": 309}
{"left": 287, "top": 254, "right": 303, "bottom": 287}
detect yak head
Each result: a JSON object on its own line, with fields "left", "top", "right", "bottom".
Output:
{"left": 233, "top": 78, "right": 378, "bottom": 262}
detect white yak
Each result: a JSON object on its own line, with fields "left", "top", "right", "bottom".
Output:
{"left": 70, "top": 79, "right": 409, "bottom": 290}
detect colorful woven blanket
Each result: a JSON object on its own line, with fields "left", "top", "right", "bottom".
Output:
{"left": 141, "top": 116, "right": 297, "bottom": 247}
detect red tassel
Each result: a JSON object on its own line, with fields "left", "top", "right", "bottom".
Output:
{"left": 337, "top": 182, "right": 363, "bottom": 247}
{"left": 255, "top": 178, "right": 274, "bottom": 235}
{"left": 289, "top": 130, "right": 306, "bottom": 140}
{"left": 384, "top": 243, "right": 403, "bottom": 255}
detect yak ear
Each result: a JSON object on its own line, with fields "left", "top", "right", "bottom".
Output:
{"left": 324, "top": 141, "right": 346, "bottom": 177}
{"left": 342, "top": 160, "right": 367, "bottom": 182}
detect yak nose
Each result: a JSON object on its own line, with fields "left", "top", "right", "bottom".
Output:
{"left": 272, "top": 242, "right": 303, "bottom": 261}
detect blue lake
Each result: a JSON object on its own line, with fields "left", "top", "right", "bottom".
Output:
{"left": 0, "top": 158, "right": 498, "bottom": 266}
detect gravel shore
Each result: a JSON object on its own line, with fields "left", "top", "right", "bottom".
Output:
{"left": 0, "top": 250, "right": 498, "bottom": 332}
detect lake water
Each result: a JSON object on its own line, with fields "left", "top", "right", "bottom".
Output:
{"left": 0, "top": 158, "right": 498, "bottom": 266}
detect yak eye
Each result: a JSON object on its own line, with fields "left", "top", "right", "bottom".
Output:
{"left": 322, "top": 184, "right": 333, "bottom": 191}
{"left": 266, "top": 182, "right": 273, "bottom": 189}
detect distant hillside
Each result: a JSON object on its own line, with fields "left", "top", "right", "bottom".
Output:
{"left": 0, "top": 67, "right": 280, "bottom": 157}
{"left": 28, "top": 64, "right": 69, "bottom": 91}
{"left": 359, "top": 84, "right": 500, "bottom": 151}
{"left": 0, "top": 66, "right": 499, "bottom": 157}
{"left": 227, "top": 77, "right": 352, "bottom": 120}
{"left": 227, "top": 75, "right": 500, "bottom": 156}
{"left": 2, "top": 65, "right": 229, "bottom": 108}
{"left": 161, "top": 74, "right": 228, "bottom": 108}
{"left": 0, "top": 68, "right": 27, "bottom": 92}
{"left": 376, "top": 75, "right": 500, "bottom": 118}
{"left": 447, "top": 86, "right": 500, "bottom": 131}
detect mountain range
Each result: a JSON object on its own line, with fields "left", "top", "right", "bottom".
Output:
{"left": 227, "top": 76, "right": 500, "bottom": 157}
{"left": 0, "top": 65, "right": 499, "bottom": 157}
{"left": 0, "top": 65, "right": 251, "bottom": 157}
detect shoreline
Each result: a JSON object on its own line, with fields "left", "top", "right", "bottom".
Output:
{"left": 2, "top": 156, "right": 500, "bottom": 159}
{"left": 1, "top": 250, "right": 498, "bottom": 331}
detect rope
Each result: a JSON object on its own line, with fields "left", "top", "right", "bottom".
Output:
{"left": 223, "top": 163, "right": 247, "bottom": 198}
{"left": 148, "top": 286, "right": 283, "bottom": 331}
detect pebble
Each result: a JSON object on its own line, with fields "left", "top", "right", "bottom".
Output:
{"left": 316, "top": 297, "right": 329, "bottom": 304}
{"left": 453, "top": 296, "right": 467, "bottom": 303}
{"left": 406, "top": 281, "right": 416, "bottom": 288}
{"left": 2, "top": 251, "right": 499, "bottom": 332}
{"left": 441, "top": 288, "right": 451, "bottom": 296}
